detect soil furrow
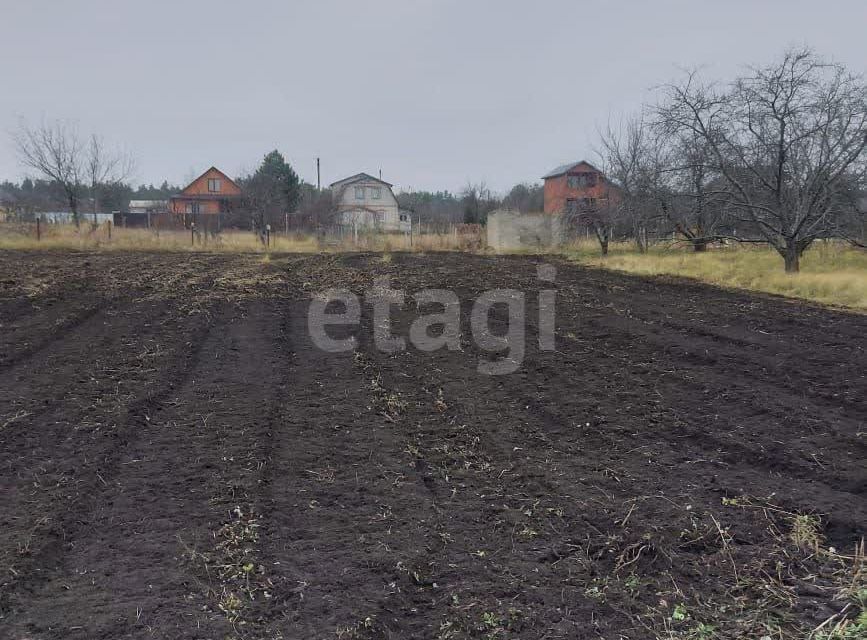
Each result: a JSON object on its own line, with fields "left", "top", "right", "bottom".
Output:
{"left": 0, "top": 250, "right": 862, "bottom": 639}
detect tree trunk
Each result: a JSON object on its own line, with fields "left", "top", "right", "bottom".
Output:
{"left": 594, "top": 225, "right": 610, "bottom": 256}
{"left": 69, "top": 198, "right": 80, "bottom": 228}
{"left": 783, "top": 242, "right": 800, "bottom": 273}
{"left": 634, "top": 226, "right": 647, "bottom": 253}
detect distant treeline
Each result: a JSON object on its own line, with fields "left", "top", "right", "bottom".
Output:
{"left": 396, "top": 182, "right": 544, "bottom": 230}
{"left": 0, "top": 178, "right": 181, "bottom": 214}
{"left": 0, "top": 175, "right": 545, "bottom": 230}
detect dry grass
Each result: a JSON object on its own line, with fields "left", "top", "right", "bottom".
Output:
{"left": 565, "top": 240, "right": 867, "bottom": 310}
{"left": 0, "top": 222, "right": 481, "bottom": 254}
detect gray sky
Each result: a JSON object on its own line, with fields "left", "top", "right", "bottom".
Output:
{"left": 2, "top": 0, "right": 865, "bottom": 193}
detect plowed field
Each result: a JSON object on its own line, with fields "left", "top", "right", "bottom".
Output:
{"left": 0, "top": 251, "right": 864, "bottom": 639}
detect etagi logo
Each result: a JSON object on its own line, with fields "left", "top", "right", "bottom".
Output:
{"left": 308, "top": 264, "right": 556, "bottom": 375}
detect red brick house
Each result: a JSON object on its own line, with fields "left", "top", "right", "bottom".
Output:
{"left": 542, "top": 161, "right": 619, "bottom": 214}
{"left": 170, "top": 167, "right": 242, "bottom": 219}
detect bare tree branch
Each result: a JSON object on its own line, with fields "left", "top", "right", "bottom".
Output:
{"left": 655, "top": 48, "right": 867, "bottom": 271}
{"left": 12, "top": 119, "right": 135, "bottom": 227}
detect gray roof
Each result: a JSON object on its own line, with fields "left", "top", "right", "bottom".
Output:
{"left": 542, "top": 160, "right": 601, "bottom": 179}
{"left": 330, "top": 172, "right": 393, "bottom": 188}
{"left": 129, "top": 200, "right": 167, "bottom": 207}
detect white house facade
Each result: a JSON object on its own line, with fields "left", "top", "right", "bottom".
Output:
{"left": 330, "top": 173, "right": 411, "bottom": 233}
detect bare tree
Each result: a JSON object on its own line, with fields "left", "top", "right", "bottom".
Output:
{"left": 829, "top": 177, "right": 867, "bottom": 248}
{"left": 597, "top": 115, "right": 666, "bottom": 253}
{"left": 842, "top": 188, "right": 867, "bottom": 248}
{"left": 460, "top": 182, "right": 499, "bottom": 225}
{"left": 13, "top": 120, "right": 134, "bottom": 227}
{"left": 657, "top": 49, "right": 867, "bottom": 271}
{"left": 296, "top": 184, "right": 334, "bottom": 231}
{"left": 86, "top": 134, "right": 135, "bottom": 225}
{"left": 662, "top": 130, "right": 730, "bottom": 251}
{"left": 13, "top": 120, "right": 84, "bottom": 225}
{"left": 570, "top": 195, "right": 621, "bottom": 256}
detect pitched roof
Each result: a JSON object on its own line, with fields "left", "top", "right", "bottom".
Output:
{"left": 180, "top": 166, "right": 241, "bottom": 194}
{"left": 542, "top": 160, "right": 602, "bottom": 180}
{"left": 330, "top": 172, "right": 393, "bottom": 188}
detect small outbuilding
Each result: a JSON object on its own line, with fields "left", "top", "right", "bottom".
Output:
{"left": 128, "top": 200, "right": 168, "bottom": 214}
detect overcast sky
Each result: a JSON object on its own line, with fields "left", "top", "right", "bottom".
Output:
{"left": 2, "top": 0, "right": 865, "bottom": 193}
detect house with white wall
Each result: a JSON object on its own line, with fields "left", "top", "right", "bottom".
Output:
{"left": 330, "top": 173, "right": 410, "bottom": 233}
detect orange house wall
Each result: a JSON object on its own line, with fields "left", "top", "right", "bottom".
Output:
{"left": 169, "top": 168, "right": 242, "bottom": 214}
{"left": 170, "top": 199, "right": 222, "bottom": 214}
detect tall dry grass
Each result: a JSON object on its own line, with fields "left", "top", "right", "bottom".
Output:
{"left": 565, "top": 239, "right": 867, "bottom": 310}
{"left": 0, "top": 222, "right": 482, "bottom": 254}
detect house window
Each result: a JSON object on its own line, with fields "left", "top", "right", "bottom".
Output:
{"left": 370, "top": 187, "right": 381, "bottom": 200}
{"left": 355, "top": 186, "right": 365, "bottom": 200}
{"left": 399, "top": 213, "right": 408, "bottom": 222}
{"left": 567, "top": 172, "right": 597, "bottom": 189}
{"left": 208, "top": 178, "right": 222, "bottom": 193}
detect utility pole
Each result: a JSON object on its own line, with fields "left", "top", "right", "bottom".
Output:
{"left": 316, "top": 157, "right": 321, "bottom": 191}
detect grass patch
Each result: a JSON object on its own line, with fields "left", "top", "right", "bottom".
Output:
{"left": 0, "top": 222, "right": 483, "bottom": 254}
{"left": 0, "top": 223, "right": 321, "bottom": 253}
{"left": 565, "top": 240, "right": 867, "bottom": 310}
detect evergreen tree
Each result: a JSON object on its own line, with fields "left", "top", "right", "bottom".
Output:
{"left": 242, "top": 150, "right": 302, "bottom": 230}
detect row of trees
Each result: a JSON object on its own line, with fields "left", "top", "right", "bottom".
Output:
{"left": 585, "top": 48, "right": 867, "bottom": 272}
{"left": 0, "top": 178, "right": 181, "bottom": 215}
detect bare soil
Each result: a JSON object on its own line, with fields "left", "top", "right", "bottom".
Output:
{"left": 0, "top": 251, "right": 864, "bottom": 639}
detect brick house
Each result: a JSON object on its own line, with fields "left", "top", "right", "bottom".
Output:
{"left": 169, "top": 167, "right": 242, "bottom": 225}
{"left": 542, "top": 161, "right": 619, "bottom": 214}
